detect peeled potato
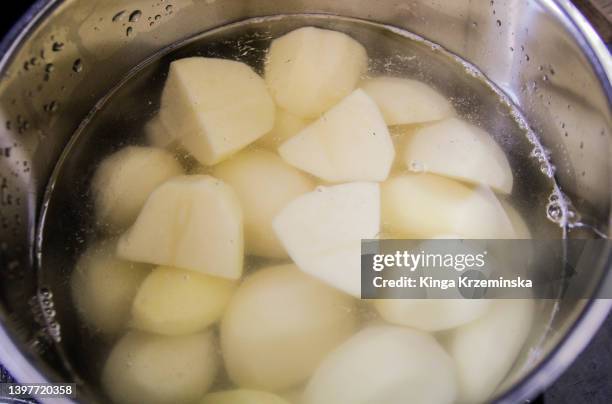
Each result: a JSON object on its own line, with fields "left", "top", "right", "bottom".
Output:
{"left": 91, "top": 146, "right": 184, "bottom": 231}
{"left": 71, "top": 240, "right": 150, "bottom": 335}
{"left": 102, "top": 331, "right": 217, "bottom": 404}
{"left": 381, "top": 174, "right": 515, "bottom": 238}
{"left": 273, "top": 182, "right": 380, "bottom": 296}
{"left": 145, "top": 116, "right": 177, "bottom": 149}
{"left": 361, "top": 76, "right": 455, "bottom": 125}
{"left": 374, "top": 299, "right": 490, "bottom": 332}
{"left": 257, "top": 108, "right": 311, "bottom": 149}
{"left": 118, "top": 175, "right": 244, "bottom": 280}
{"left": 131, "top": 266, "right": 235, "bottom": 336}
{"left": 265, "top": 26, "right": 367, "bottom": 118}
{"left": 303, "top": 326, "right": 457, "bottom": 404}
{"left": 221, "top": 264, "right": 357, "bottom": 391}
{"left": 403, "top": 118, "right": 513, "bottom": 194}
{"left": 442, "top": 299, "right": 534, "bottom": 403}
{"left": 279, "top": 89, "right": 394, "bottom": 182}
{"left": 201, "top": 389, "right": 290, "bottom": 404}
{"left": 160, "top": 57, "right": 275, "bottom": 165}
{"left": 214, "top": 150, "right": 315, "bottom": 258}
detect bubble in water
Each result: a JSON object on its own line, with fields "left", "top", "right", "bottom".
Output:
{"left": 45, "top": 63, "right": 54, "bottom": 73}
{"left": 129, "top": 10, "right": 142, "bottom": 22}
{"left": 126, "top": 26, "right": 134, "bottom": 36}
{"left": 155, "top": 14, "right": 162, "bottom": 21}
{"left": 166, "top": 4, "right": 173, "bottom": 13}
{"left": 496, "top": 20, "right": 501, "bottom": 27}
{"left": 72, "top": 59, "right": 83, "bottom": 73}
{"left": 52, "top": 42, "right": 64, "bottom": 52}
{"left": 525, "top": 54, "right": 530, "bottom": 62}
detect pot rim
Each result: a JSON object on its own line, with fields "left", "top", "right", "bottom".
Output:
{"left": 0, "top": 1, "right": 610, "bottom": 403}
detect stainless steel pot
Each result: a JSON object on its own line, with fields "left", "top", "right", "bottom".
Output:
{"left": 0, "top": 0, "right": 610, "bottom": 403}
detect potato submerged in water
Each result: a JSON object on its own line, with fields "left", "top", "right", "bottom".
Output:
{"left": 131, "top": 266, "right": 236, "bottom": 336}
{"left": 118, "top": 175, "right": 243, "bottom": 280}
{"left": 265, "top": 26, "right": 367, "bottom": 118}
{"left": 273, "top": 182, "right": 380, "bottom": 296}
{"left": 304, "top": 326, "right": 457, "bottom": 404}
{"left": 201, "top": 389, "right": 290, "bottom": 404}
{"left": 279, "top": 89, "right": 394, "bottom": 183}
{"left": 91, "top": 146, "right": 184, "bottom": 231}
{"left": 442, "top": 299, "right": 534, "bottom": 403}
{"left": 214, "top": 150, "right": 315, "bottom": 258}
{"left": 160, "top": 57, "right": 275, "bottom": 165}
{"left": 381, "top": 173, "right": 515, "bottom": 238}
{"left": 403, "top": 118, "right": 514, "bottom": 194}
{"left": 361, "top": 76, "right": 456, "bottom": 125}
{"left": 71, "top": 240, "right": 150, "bottom": 335}
{"left": 102, "top": 331, "right": 218, "bottom": 404}
{"left": 221, "top": 264, "right": 357, "bottom": 391}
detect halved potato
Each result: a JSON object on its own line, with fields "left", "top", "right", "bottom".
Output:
{"left": 91, "top": 146, "right": 184, "bottom": 231}
{"left": 279, "top": 89, "right": 394, "bottom": 182}
{"left": 403, "top": 118, "right": 513, "bottom": 194}
{"left": 442, "top": 299, "right": 534, "bottom": 404}
{"left": 102, "top": 330, "right": 217, "bottom": 404}
{"left": 71, "top": 240, "right": 150, "bottom": 335}
{"left": 303, "top": 326, "right": 457, "bottom": 404}
{"left": 273, "top": 182, "right": 380, "bottom": 296}
{"left": 381, "top": 174, "right": 515, "bottom": 238}
{"left": 118, "top": 175, "right": 244, "bottom": 280}
{"left": 201, "top": 389, "right": 290, "bottom": 404}
{"left": 265, "top": 26, "right": 367, "bottom": 118}
{"left": 131, "top": 266, "right": 236, "bottom": 336}
{"left": 214, "top": 150, "right": 315, "bottom": 258}
{"left": 257, "top": 108, "right": 311, "bottom": 149}
{"left": 221, "top": 264, "right": 357, "bottom": 391}
{"left": 160, "top": 57, "right": 275, "bottom": 165}
{"left": 361, "top": 76, "right": 455, "bottom": 125}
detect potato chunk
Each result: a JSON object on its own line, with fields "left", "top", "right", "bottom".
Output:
{"left": 442, "top": 299, "right": 534, "bottom": 403}
{"left": 304, "top": 326, "right": 457, "bottom": 404}
{"left": 265, "top": 27, "right": 367, "bottom": 118}
{"left": 91, "top": 146, "right": 184, "bottom": 231}
{"left": 279, "top": 90, "right": 394, "bottom": 182}
{"left": 403, "top": 118, "right": 513, "bottom": 193}
{"left": 374, "top": 298, "right": 491, "bottom": 332}
{"left": 118, "top": 175, "right": 243, "bottom": 280}
{"left": 131, "top": 266, "right": 236, "bottom": 336}
{"left": 145, "top": 115, "right": 177, "bottom": 149}
{"left": 361, "top": 77, "right": 455, "bottom": 125}
{"left": 214, "top": 150, "right": 315, "bottom": 258}
{"left": 257, "top": 108, "right": 311, "bottom": 149}
{"left": 273, "top": 182, "right": 380, "bottom": 296}
{"left": 71, "top": 240, "right": 150, "bottom": 335}
{"left": 381, "top": 174, "right": 515, "bottom": 238}
{"left": 160, "top": 57, "right": 275, "bottom": 165}
{"left": 102, "top": 331, "right": 217, "bottom": 404}
{"left": 201, "top": 389, "right": 290, "bottom": 404}
{"left": 221, "top": 264, "right": 357, "bottom": 391}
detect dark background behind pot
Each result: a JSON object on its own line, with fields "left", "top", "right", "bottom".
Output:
{"left": 0, "top": 1, "right": 610, "bottom": 403}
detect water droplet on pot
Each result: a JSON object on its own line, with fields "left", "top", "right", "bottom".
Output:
{"left": 496, "top": 19, "right": 501, "bottom": 27}
{"left": 129, "top": 10, "right": 142, "bottom": 22}
{"left": 166, "top": 4, "right": 173, "bottom": 13}
{"left": 155, "top": 14, "right": 161, "bottom": 21}
{"left": 126, "top": 26, "right": 133, "bottom": 36}
{"left": 72, "top": 59, "right": 83, "bottom": 73}
{"left": 45, "top": 63, "right": 54, "bottom": 73}
{"left": 52, "top": 42, "right": 64, "bottom": 52}
{"left": 112, "top": 10, "right": 126, "bottom": 22}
